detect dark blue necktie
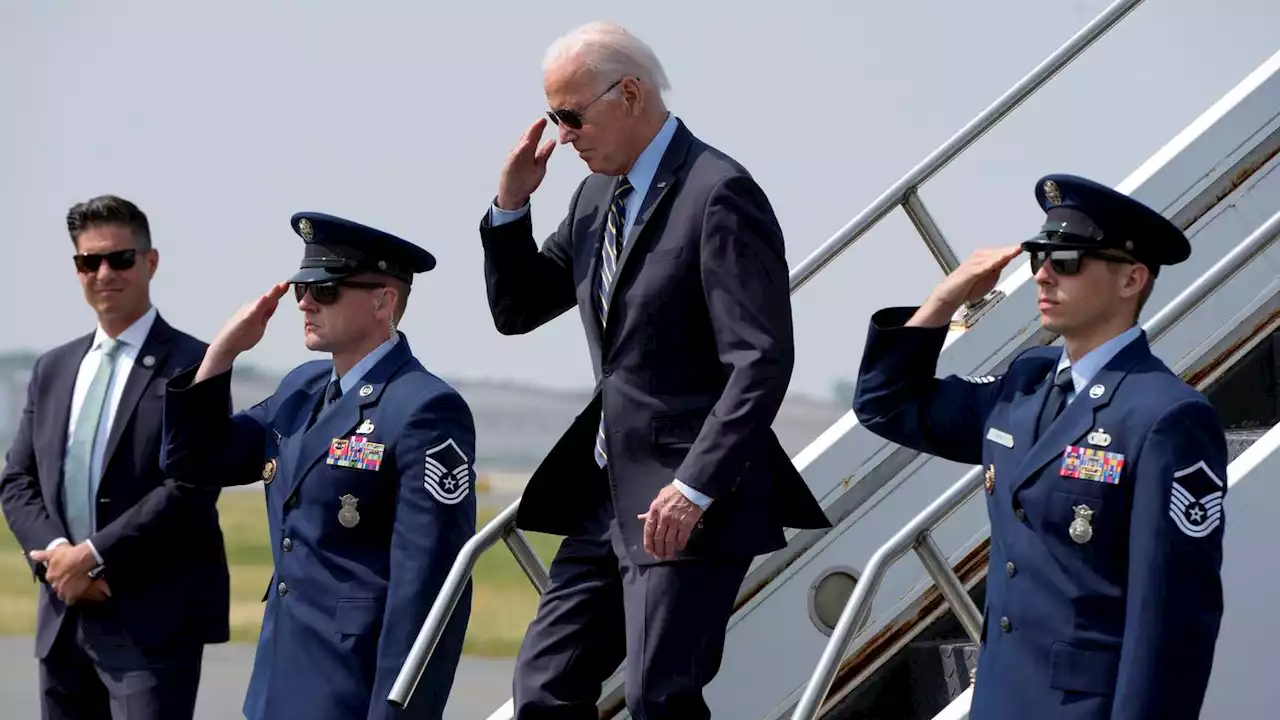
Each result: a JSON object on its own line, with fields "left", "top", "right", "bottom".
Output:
{"left": 594, "top": 178, "right": 634, "bottom": 468}
{"left": 307, "top": 378, "right": 343, "bottom": 430}
{"left": 1036, "top": 366, "right": 1073, "bottom": 441}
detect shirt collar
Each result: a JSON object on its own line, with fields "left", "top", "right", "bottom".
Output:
{"left": 332, "top": 333, "right": 400, "bottom": 395}
{"left": 624, "top": 113, "right": 678, "bottom": 196}
{"left": 92, "top": 305, "right": 157, "bottom": 353}
{"left": 1056, "top": 324, "right": 1142, "bottom": 396}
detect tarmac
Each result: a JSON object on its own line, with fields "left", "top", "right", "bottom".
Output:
{"left": 0, "top": 635, "right": 515, "bottom": 719}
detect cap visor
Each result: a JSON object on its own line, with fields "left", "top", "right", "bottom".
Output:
{"left": 288, "top": 267, "right": 349, "bottom": 283}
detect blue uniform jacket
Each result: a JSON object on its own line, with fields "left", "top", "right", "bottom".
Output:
{"left": 161, "top": 334, "right": 475, "bottom": 720}
{"left": 853, "top": 307, "right": 1226, "bottom": 720}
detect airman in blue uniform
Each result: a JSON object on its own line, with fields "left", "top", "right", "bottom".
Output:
{"left": 160, "top": 213, "right": 476, "bottom": 719}
{"left": 853, "top": 174, "right": 1227, "bottom": 719}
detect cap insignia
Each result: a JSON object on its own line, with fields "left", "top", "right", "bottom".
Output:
{"left": 1044, "top": 180, "right": 1062, "bottom": 206}
{"left": 299, "top": 218, "right": 314, "bottom": 241}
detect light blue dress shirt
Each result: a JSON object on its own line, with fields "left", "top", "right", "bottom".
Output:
{"left": 1055, "top": 324, "right": 1143, "bottom": 404}
{"left": 487, "top": 114, "right": 714, "bottom": 509}
{"left": 331, "top": 333, "right": 400, "bottom": 393}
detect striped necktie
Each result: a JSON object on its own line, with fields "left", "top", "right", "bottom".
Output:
{"left": 594, "top": 177, "right": 634, "bottom": 468}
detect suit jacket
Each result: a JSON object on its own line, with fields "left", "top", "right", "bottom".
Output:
{"left": 480, "top": 119, "right": 829, "bottom": 565}
{"left": 160, "top": 334, "right": 475, "bottom": 720}
{"left": 0, "top": 314, "right": 230, "bottom": 659}
{"left": 852, "top": 307, "right": 1227, "bottom": 720}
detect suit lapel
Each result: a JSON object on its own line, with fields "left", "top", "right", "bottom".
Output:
{"left": 604, "top": 123, "right": 693, "bottom": 329}
{"left": 101, "top": 316, "right": 172, "bottom": 469}
{"left": 45, "top": 335, "right": 93, "bottom": 517}
{"left": 279, "top": 338, "right": 414, "bottom": 501}
{"left": 1011, "top": 337, "right": 1148, "bottom": 494}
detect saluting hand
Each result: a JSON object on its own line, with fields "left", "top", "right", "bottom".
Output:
{"left": 197, "top": 281, "right": 291, "bottom": 382}
{"left": 496, "top": 117, "right": 557, "bottom": 211}
{"left": 909, "top": 245, "right": 1023, "bottom": 327}
{"left": 639, "top": 484, "right": 704, "bottom": 560}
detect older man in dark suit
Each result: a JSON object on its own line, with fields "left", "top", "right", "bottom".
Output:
{"left": 479, "top": 21, "right": 830, "bottom": 719}
{"left": 0, "top": 195, "right": 229, "bottom": 719}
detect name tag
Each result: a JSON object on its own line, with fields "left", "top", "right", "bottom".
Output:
{"left": 986, "top": 427, "right": 1014, "bottom": 448}
{"left": 1060, "top": 445, "right": 1125, "bottom": 485}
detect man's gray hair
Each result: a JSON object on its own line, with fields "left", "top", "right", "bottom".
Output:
{"left": 543, "top": 22, "right": 671, "bottom": 98}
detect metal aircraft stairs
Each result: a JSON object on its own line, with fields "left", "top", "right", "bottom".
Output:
{"left": 385, "top": 0, "right": 1280, "bottom": 716}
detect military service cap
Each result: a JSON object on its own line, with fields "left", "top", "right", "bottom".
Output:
{"left": 1023, "top": 173, "right": 1190, "bottom": 274}
{"left": 288, "top": 212, "right": 436, "bottom": 285}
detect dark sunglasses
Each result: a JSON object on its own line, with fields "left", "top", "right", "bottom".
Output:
{"left": 73, "top": 249, "right": 137, "bottom": 273}
{"left": 546, "top": 79, "right": 623, "bottom": 129}
{"left": 293, "top": 279, "right": 385, "bottom": 305}
{"left": 1028, "top": 248, "right": 1134, "bottom": 276}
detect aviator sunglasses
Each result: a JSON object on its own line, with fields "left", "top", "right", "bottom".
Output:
{"left": 546, "top": 79, "right": 623, "bottom": 129}
{"left": 293, "top": 279, "right": 385, "bottom": 305}
{"left": 73, "top": 248, "right": 138, "bottom": 273}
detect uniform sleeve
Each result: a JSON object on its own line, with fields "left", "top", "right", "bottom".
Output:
{"left": 0, "top": 355, "right": 66, "bottom": 576}
{"left": 368, "top": 390, "right": 477, "bottom": 720}
{"left": 852, "top": 307, "right": 1007, "bottom": 465}
{"left": 1111, "top": 397, "right": 1227, "bottom": 720}
{"left": 161, "top": 364, "right": 271, "bottom": 487}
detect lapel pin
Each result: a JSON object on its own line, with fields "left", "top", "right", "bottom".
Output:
{"left": 1088, "top": 384, "right": 1105, "bottom": 399}
{"left": 359, "top": 384, "right": 373, "bottom": 397}
{"left": 1087, "top": 428, "right": 1112, "bottom": 447}
{"left": 984, "top": 464, "right": 995, "bottom": 495}
{"left": 142, "top": 355, "right": 155, "bottom": 368}
{"left": 356, "top": 419, "right": 375, "bottom": 434}
{"left": 261, "top": 458, "right": 278, "bottom": 485}
{"left": 1069, "top": 504, "right": 1094, "bottom": 544}
{"left": 338, "top": 494, "right": 361, "bottom": 528}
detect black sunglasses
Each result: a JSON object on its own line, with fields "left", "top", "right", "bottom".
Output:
{"left": 546, "top": 79, "right": 623, "bottom": 129}
{"left": 293, "top": 279, "right": 385, "bottom": 305}
{"left": 73, "top": 249, "right": 137, "bottom": 273}
{"left": 1028, "top": 248, "right": 1134, "bottom": 276}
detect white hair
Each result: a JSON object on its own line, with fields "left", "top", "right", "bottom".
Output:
{"left": 543, "top": 22, "right": 671, "bottom": 98}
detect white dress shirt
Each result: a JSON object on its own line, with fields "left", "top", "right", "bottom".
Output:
{"left": 51, "top": 305, "right": 159, "bottom": 565}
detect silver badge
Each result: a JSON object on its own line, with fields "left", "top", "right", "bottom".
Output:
{"left": 338, "top": 494, "right": 360, "bottom": 528}
{"left": 1088, "top": 384, "right": 1105, "bottom": 399}
{"left": 359, "top": 384, "right": 374, "bottom": 397}
{"left": 356, "top": 419, "right": 375, "bottom": 434}
{"left": 142, "top": 355, "right": 155, "bottom": 368}
{"left": 1069, "top": 504, "right": 1094, "bottom": 544}
{"left": 299, "top": 218, "right": 314, "bottom": 240}
{"left": 1087, "top": 428, "right": 1112, "bottom": 447}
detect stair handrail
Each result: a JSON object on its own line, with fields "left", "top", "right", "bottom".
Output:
{"left": 388, "top": 0, "right": 1147, "bottom": 708}
{"left": 788, "top": 0, "right": 1146, "bottom": 295}
{"left": 788, "top": 206, "right": 1280, "bottom": 720}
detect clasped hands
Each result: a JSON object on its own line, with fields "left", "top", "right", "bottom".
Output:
{"left": 28, "top": 542, "right": 111, "bottom": 606}
{"left": 638, "top": 484, "right": 704, "bottom": 560}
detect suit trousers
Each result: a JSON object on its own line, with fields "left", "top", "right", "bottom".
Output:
{"left": 39, "top": 606, "right": 204, "bottom": 720}
{"left": 512, "top": 477, "right": 750, "bottom": 720}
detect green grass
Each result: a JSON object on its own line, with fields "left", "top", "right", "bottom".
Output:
{"left": 0, "top": 491, "right": 562, "bottom": 657}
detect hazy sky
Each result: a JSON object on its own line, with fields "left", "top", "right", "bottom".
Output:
{"left": 4, "top": 0, "right": 1278, "bottom": 398}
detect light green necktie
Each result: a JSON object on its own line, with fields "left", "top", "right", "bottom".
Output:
{"left": 63, "top": 337, "right": 121, "bottom": 543}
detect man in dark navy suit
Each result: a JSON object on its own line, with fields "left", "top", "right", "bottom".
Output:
{"left": 480, "top": 21, "right": 829, "bottom": 719}
{"left": 0, "top": 194, "right": 230, "bottom": 719}
{"left": 853, "top": 174, "right": 1228, "bottom": 719}
{"left": 160, "top": 212, "right": 475, "bottom": 720}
